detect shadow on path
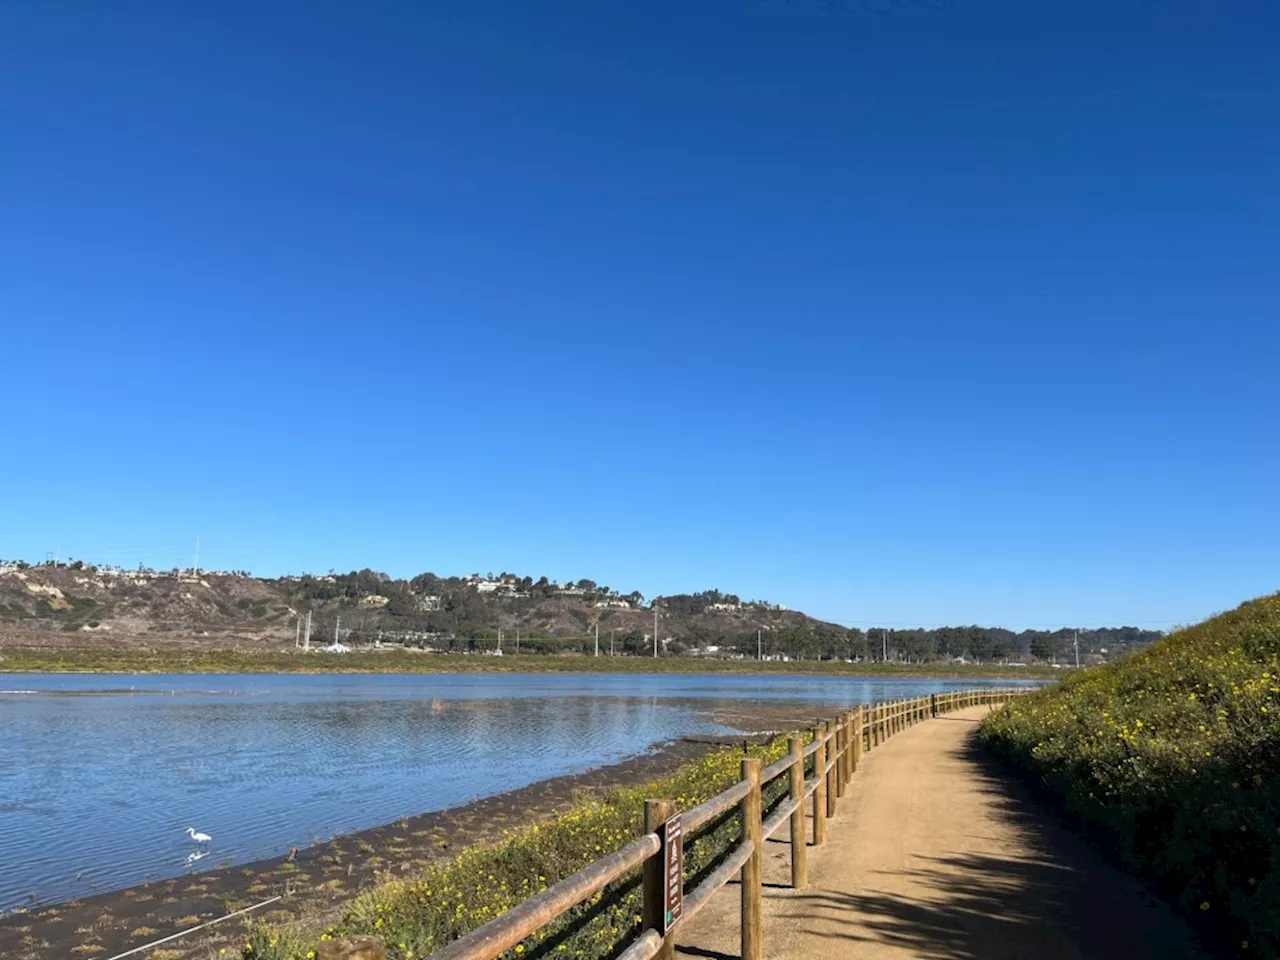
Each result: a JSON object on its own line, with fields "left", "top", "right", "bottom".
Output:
{"left": 786, "top": 740, "right": 1206, "bottom": 960}
{"left": 678, "top": 729, "right": 1207, "bottom": 960}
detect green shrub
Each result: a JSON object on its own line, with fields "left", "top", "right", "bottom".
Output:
{"left": 978, "top": 592, "right": 1280, "bottom": 957}
{"left": 244, "top": 737, "right": 798, "bottom": 960}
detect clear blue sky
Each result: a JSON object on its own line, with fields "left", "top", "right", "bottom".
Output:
{"left": 2, "top": 1, "right": 1276, "bottom": 630}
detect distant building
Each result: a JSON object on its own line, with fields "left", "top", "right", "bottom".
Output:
{"left": 469, "top": 577, "right": 518, "bottom": 595}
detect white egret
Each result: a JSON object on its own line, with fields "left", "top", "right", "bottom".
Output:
{"left": 186, "top": 827, "right": 212, "bottom": 844}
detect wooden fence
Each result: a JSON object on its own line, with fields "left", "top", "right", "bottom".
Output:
{"left": 426, "top": 688, "right": 1027, "bottom": 960}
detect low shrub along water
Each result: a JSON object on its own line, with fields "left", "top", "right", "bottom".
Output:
{"left": 978, "top": 592, "right": 1280, "bottom": 957}
{"left": 245, "top": 736, "right": 798, "bottom": 960}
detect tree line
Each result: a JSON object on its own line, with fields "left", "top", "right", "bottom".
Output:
{"left": 276, "top": 570, "right": 1162, "bottom": 662}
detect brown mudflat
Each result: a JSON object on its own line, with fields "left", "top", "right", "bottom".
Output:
{"left": 675, "top": 706, "right": 1208, "bottom": 960}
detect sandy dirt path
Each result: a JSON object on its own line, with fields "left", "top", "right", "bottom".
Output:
{"left": 675, "top": 705, "right": 1207, "bottom": 960}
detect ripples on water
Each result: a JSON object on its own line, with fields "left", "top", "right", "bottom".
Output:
{"left": 0, "top": 672, "right": 1042, "bottom": 909}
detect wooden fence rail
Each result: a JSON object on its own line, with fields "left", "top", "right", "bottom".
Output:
{"left": 427, "top": 687, "right": 1029, "bottom": 960}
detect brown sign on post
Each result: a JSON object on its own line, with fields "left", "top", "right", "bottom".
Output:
{"left": 660, "top": 812, "right": 683, "bottom": 934}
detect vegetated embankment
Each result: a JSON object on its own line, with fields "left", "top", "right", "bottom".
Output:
{"left": 244, "top": 737, "right": 800, "bottom": 960}
{"left": 0, "top": 645, "right": 1062, "bottom": 678}
{"left": 978, "top": 592, "right": 1280, "bottom": 958}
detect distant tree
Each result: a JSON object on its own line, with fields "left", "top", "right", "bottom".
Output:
{"left": 411, "top": 572, "right": 442, "bottom": 595}
{"left": 620, "top": 631, "right": 648, "bottom": 655}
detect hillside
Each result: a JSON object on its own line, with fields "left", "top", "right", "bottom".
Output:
{"left": 978, "top": 591, "right": 1280, "bottom": 956}
{"left": 0, "top": 560, "right": 1162, "bottom": 663}
{"left": 0, "top": 563, "right": 842, "bottom": 655}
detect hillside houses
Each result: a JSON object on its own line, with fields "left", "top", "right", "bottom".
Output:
{"left": 465, "top": 575, "right": 530, "bottom": 599}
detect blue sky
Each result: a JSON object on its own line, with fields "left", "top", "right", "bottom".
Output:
{"left": 1, "top": 1, "right": 1276, "bottom": 630}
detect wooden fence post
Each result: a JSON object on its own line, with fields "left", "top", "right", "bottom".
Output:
{"left": 834, "top": 716, "right": 844, "bottom": 788}
{"left": 931, "top": 693, "right": 937, "bottom": 718}
{"left": 825, "top": 721, "right": 837, "bottom": 819}
{"left": 643, "top": 799, "right": 675, "bottom": 960}
{"left": 813, "top": 724, "right": 827, "bottom": 845}
{"left": 844, "top": 712, "right": 854, "bottom": 786}
{"left": 835, "top": 715, "right": 846, "bottom": 799}
{"left": 788, "top": 737, "right": 807, "bottom": 889}
{"left": 853, "top": 706, "right": 863, "bottom": 772}
{"left": 741, "top": 756, "right": 763, "bottom": 960}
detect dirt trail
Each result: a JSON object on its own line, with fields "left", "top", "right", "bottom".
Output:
{"left": 675, "top": 705, "right": 1207, "bottom": 960}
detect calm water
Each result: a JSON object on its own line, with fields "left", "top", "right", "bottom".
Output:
{"left": 0, "top": 672, "right": 1042, "bottom": 909}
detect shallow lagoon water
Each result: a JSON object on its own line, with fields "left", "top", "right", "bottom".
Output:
{"left": 0, "top": 671, "right": 1042, "bottom": 909}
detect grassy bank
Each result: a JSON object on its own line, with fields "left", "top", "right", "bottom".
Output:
{"left": 244, "top": 736, "right": 799, "bottom": 960}
{"left": 978, "top": 592, "right": 1280, "bottom": 958}
{"left": 0, "top": 646, "right": 1061, "bottom": 679}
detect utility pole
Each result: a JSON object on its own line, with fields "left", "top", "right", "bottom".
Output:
{"left": 610, "top": 627, "right": 615, "bottom": 657}
{"left": 295, "top": 617, "right": 301, "bottom": 648}
{"left": 1074, "top": 629, "right": 1080, "bottom": 669}
{"left": 653, "top": 608, "right": 659, "bottom": 658}
{"left": 594, "top": 622, "right": 599, "bottom": 657}
{"left": 335, "top": 616, "right": 340, "bottom": 644}
{"left": 757, "top": 629, "right": 762, "bottom": 661}
{"left": 497, "top": 627, "right": 502, "bottom": 654}
{"left": 304, "top": 610, "right": 312, "bottom": 651}
{"left": 515, "top": 627, "right": 520, "bottom": 656}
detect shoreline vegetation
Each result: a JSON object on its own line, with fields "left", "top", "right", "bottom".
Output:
{"left": 0, "top": 702, "right": 829, "bottom": 960}
{"left": 978, "top": 592, "right": 1280, "bottom": 958}
{"left": 243, "top": 734, "right": 801, "bottom": 960}
{"left": 0, "top": 646, "right": 1064, "bottom": 679}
